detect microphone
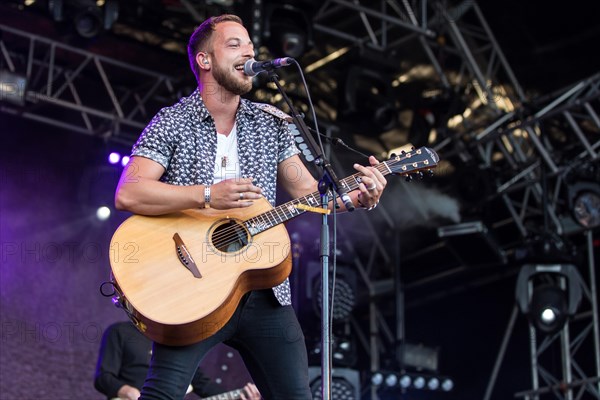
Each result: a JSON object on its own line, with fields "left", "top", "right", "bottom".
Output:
{"left": 243, "top": 58, "right": 295, "bottom": 76}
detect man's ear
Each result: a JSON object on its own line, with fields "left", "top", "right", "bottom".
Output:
{"left": 196, "top": 52, "right": 210, "bottom": 70}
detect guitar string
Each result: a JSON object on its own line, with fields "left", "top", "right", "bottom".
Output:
{"left": 209, "top": 162, "right": 396, "bottom": 247}
{"left": 208, "top": 157, "right": 426, "bottom": 248}
{"left": 208, "top": 155, "right": 431, "bottom": 247}
{"left": 208, "top": 158, "right": 425, "bottom": 248}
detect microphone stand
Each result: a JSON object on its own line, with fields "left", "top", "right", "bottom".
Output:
{"left": 267, "top": 70, "right": 354, "bottom": 400}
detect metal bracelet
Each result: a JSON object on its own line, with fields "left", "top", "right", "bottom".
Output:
{"left": 204, "top": 186, "right": 211, "bottom": 209}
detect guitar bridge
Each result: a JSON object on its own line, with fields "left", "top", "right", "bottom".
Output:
{"left": 173, "top": 233, "right": 202, "bottom": 278}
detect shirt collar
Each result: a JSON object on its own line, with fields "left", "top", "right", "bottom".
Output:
{"left": 192, "top": 88, "right": 260, "bottom": 122}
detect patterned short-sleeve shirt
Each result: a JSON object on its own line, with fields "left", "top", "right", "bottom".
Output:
{"left": 130, "top": 89, "right": 300, "bottom": 306}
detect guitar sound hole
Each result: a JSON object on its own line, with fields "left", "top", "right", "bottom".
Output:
{"left": 212, "top": 220, "right": 249, "bottom": 253}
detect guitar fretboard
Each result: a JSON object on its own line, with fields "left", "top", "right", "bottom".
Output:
{"left": 244, "top": 148, "right": 437, "bottom": 236}
{"left": 201, "top": 388, "right": 243, "bottom": 400}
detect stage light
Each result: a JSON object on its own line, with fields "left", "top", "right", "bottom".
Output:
{"left": 384, "top": 373, "right": 398, "bottom": 387}
{"left": 370, "top": 372, "right": 383, "bottom": 386}
{"left": 309, "top": 367, "right": 360, "bottom": 400}
{"left": 108, "top": 152, "right": 121, "bottom": 164}
{"left": 48, "top": 0, "right": 119, "bottom": 38}
{"left": 572, "top": 189, "right": 600, "bottom": 229}
{"left": 399, "top": 374, "right": 412, "bottom": 388}
{"left": 263, "top": 4, "right": 312, "bottom": 59}
{"left": 331, "top": 336, "right": 356, "bottom": 367}
{"left": 427, "top": 377, "right": 440, "bottom": 390}
{"left": 516, "top": 264, "right": 583, "bottom": 335}
{"left": 0, "top": 70, "right": 27, "bottom": 106}
{"left": 121, "top": 156, "right": 130, "bottom": 167}
{"left": 96, "top": 206, "right": 111, "bottom": 221}
{"left": 566, "top": 168, "right": 600, "bottom": 229}
{"left": 371, "top": 370, "right": 454, "bottom": 392}
{"left": 413, "top": 376, "right": 425, "bottom": 389}
{"left": 74, "top": 4, "right": 103, "bottom": 38}
{"left": 529, "top": 284, "right": 568, "bottom": 334}
{"left": 441, "top": 378, "right": 454, "bottom": 391}
{"left": 313, "top": 267, "right": 357, "bottom": 322}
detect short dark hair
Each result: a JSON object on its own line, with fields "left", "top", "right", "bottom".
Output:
{"left": 187, "top": 14, "right": 244, "bottom": 82}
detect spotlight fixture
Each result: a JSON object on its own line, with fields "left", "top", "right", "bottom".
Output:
{"left": 441, "top": 378, "right": 454, "bottom": 391}
{"left": 572, "top": 187, "right": 600, "bottom": 229}
{"left": 566, "top": 168, "right": 600, "bottom": 229}
{"left": 312, "top": 267, "right": 357, "bottom": 322}
{"left": 370, "top": 370, "right": 454, "bottom": 392}
{"left": 413, "top": 376, "right": 426, "bottom": 389}
{"left": 0, "top": 70, "right": 27, "bottom": 106}
{"left": 529, "top": 284, "right": 568, "bottom": 333}
{"left": 73, "top": 4, "right": 103, "bottom": 38}
{"left": 370, "top": 372, "right": 383, "bottom": 386}
{"left": 48, "top": 0, "right": 119, "bottom": 38}
{"left": 398, "top": 374, "right": 412, "bottom": 389}
{"left": 263, "top": 4, "right": 313, "bottom": 59}
{"left": 309, "top": 367, "right": 360, "bottom": 400}
{"left": 427, "top": 377, "right": 440, "bottom": 390}
{"left": 385, "top": 373, "right": 398, "bottom": 387}
{"left": 516, "top": 264, "right": 583, "bottom": 335}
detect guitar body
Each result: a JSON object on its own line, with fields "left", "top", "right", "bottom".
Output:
{"left": 110, "top": 197, "right": 292, "bottom": 346}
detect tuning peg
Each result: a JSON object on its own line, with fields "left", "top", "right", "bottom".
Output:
{"left": 427, "top": 170, "right": 435, "bottom": 178}
{"left": 389, "top": 153, "right": 396, "bottom": 159}
{"left": 416, "top": 171, "right": 424, "bottom": 179}
{"left": 405, "top": 174, "right": 413, "bottom": 182}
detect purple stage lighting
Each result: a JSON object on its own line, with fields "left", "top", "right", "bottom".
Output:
{"left": 108, "top": 152, "right": 121, "bottom": 164}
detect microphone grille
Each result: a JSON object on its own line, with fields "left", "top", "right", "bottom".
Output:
{"left": 243, "top": 59, "right": 258, "bottom": 77}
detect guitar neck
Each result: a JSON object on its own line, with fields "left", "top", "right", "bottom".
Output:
{"left": 244, "top": 147, "right": 438, "bottom": 236}
{"left": 201, "top": 388, "right": 243, "bottom": 400}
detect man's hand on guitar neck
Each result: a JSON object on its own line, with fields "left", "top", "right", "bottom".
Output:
{"left": 354, "top": 155, "right": 387, "bottom": 210}
{"left": 239, "top": 382, "right": 261, "bottom": 400}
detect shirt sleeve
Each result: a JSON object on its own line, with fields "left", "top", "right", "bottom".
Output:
{"left": 94, "top": 325, "right": 128, "bottom": 399}
{"left": 278, "top": 120, "right": 301, "bottom": 163}
{"left": 131, "top": 108, "right": 176, "bottom": 170}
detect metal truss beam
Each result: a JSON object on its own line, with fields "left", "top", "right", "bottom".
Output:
{"left": 311, "top": 3, "right": 599, "bottom": 399}
{"left": 313, "top": 0, "right": 436, "bottom": 52}
{"left": 486, "top": 233, "right": 600, "bottom": 400}
{"left": 0, "top": 24, "right": 179, "bottom": 145}
{"left": 475, "top": 73, "right": 600, "bottom": 238}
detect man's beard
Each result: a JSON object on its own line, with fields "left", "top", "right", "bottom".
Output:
{"left": 212, "top": 61, "right": 252, "bottom": 96}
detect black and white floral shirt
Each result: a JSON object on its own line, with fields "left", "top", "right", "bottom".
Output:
{"left": 131, "top": 89, "right": 300, "bottom": 305}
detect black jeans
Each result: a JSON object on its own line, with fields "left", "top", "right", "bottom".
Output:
{"left": 140, "top": 289, "right": 312, "bottom": 400}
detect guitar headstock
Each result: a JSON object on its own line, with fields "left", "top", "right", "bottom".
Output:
{"left": 386, "top": 147, "right": 439, "bottom": 178}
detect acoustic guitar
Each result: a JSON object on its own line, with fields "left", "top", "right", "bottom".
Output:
{"left": 109, "top": 148, "right": 439, "bottom": 346}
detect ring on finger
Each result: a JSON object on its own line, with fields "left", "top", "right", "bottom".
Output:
{"left": 367, "top": 183, "right": 377, "bottom": 190}
{"left": 239, "top": 192, "right": 244, "bottom": 200}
